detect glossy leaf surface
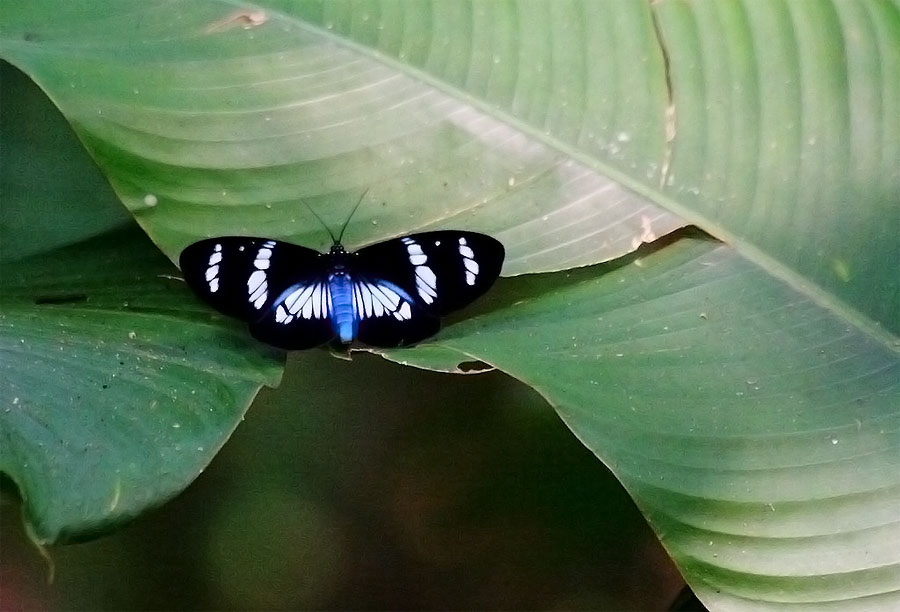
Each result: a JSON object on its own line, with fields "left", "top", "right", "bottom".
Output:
{"left": 1, "top": 2, "right": 897, "bottom": 608}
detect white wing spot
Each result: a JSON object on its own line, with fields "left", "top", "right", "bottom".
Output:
{"left": 209, "top": 278, "right": 219, "bottom": 292}
{"left": 248, "top": 270, "right": 266, "bottom": 294}
{"left": 279, "top": 284, "right": 328, "bottom": 321}
{"left": 458, "top": 237, "right": 479, "bottom": 286}
{"left": 369, "top": 284, "right": 385, "bottom": 317}
{"left": 311, "top": 285, "right": 325, "bottom": 319}
{"left": 284, "top": 287, "right": 303, "bottom": 311}
{"left": 416, "top": 266, "right": 436, "bottom": 290}
{"left": 289, "top": 286, "right": 315, "bottom": 313}
{"left": 415, "top": 266, "right": 437, "bottom": 303}
{"left": 209, "top": 251, "right": 223, "bottom": 265}
{"left": 374, "top": 284, "right": 401, "bottom": 309}
{"left": 301, "top": 296, "right": 314, "bottom": 319}
{"left": 250, "top": 284, "right": 266, "bottom": 301}
{"left": 404, "top": 239, "right": 437, "bottom": 303}
{"left": 205, "top": 265, "right": 219, "bottom": 282}
{"left": 250, "top": 283, "right": 268, "bottom": 307}
{"left": 249, "top": 270, "right": 268, "bottom": 308}
{"left": 356, "top": 281, "right": 415, "bottom": 320}
{"left": 353, "top": 283, "right": 362, "bottom": 316}
{"left": 247, "top": 243, "right": 273, "bottom": 308}
{"left": 362, "top": 284, "right": 374, "bottom": 317}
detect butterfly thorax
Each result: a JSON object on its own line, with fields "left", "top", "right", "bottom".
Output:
{"left": 326, "top": 243, "right": 354, "bottom": 273}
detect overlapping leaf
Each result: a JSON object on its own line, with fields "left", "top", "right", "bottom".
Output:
{"left": 387, "top": 233, "right": 900, "bottom": 608}
{"left": 0, "top": 1, "right": 684, "bottom": 274}
{"left": 1, "top": 2, "right": 897, "bottom": 609}
{"left": 0, "top": 230, "right": 282, "bottom": 542}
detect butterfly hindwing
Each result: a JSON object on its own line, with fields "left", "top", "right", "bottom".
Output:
{"left": 353, "top": 230, "right": 505, "bottom": 317}
{"left": 350, "top": 277, "right": 440, "bottom": 347}
{"left": 248, "top": 279, "right": 336, "bottom": 350}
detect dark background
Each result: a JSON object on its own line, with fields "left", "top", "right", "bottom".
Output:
{"left": 2, "top": 350, "right": 684, "bottom": 610}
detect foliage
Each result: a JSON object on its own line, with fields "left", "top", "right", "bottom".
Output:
{"left": 1, "top": 2, "right": 897, "bottom": 609}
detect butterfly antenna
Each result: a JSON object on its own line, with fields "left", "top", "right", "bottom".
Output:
{"left": 337, "top": 188, "right": 369, "bottom": 244}
{"left": 299, "top": 198, "right": 337, "bottom": 243}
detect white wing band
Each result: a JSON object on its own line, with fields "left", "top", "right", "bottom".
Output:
{"left": 274, "top": 282, "right": 330, "bottom": 325}
{"left": 353, "top": 280, "right": 414, "bottom": 321}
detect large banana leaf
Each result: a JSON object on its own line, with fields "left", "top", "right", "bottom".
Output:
{"left": 1, "top": 1, "right": 897, "bottom": 609}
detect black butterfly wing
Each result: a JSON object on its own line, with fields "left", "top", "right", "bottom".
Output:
{"left": 353, "top": 230, "right": 505, "bottom": 316}
{"left": 179, "top": 237, "right": 335, "bottom": 349}
{"left": 350, "top": 276, "right": 441, "bottom": 347}
{"left": 181, "top": 231, "right": 505, "bottom": 350}
{"left": 249, "top": 279, "right": 336, "bottom": 350}
{"left": 350, "top": 230, "right": 504, "bottom": 347}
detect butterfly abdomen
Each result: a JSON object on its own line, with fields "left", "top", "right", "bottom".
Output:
{"left": 328, "top": 272, "right": 356, "bottom": 344}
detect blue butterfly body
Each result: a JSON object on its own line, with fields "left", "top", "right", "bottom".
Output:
{"left": 179, "top": 231, "right": 504, "bottom": 349}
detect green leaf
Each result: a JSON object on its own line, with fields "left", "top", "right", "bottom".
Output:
{"left": 650, "top": 0, "right": 899, "bottom": 335}
{"left": 0, "top": 61, "right": 131, "bottom": 261}
{"left": 0, "top": 229, "right": 282, "bottom": 543}
{"left": 1, "top": 2, "right": 898, "bottom": 609}
{"left": 386, "top": 232, "right": 900, "bottom": 607}
{"left": 0, "top": 1, "right": 684, "bottom": 273}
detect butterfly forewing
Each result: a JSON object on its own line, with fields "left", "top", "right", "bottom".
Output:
{"left": 179, "top": 237, "right": 324, "bottom": 322}
{"left": 353, "top": 231, "right": 505, "bottom": 317}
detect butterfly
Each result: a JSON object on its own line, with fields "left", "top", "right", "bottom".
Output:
{"left": 179, "top": 223, "right": 504, "bottom": 350}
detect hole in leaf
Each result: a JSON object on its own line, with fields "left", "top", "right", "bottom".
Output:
{"left": 457, "top": 360, "right": 493, "bottom": 373}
